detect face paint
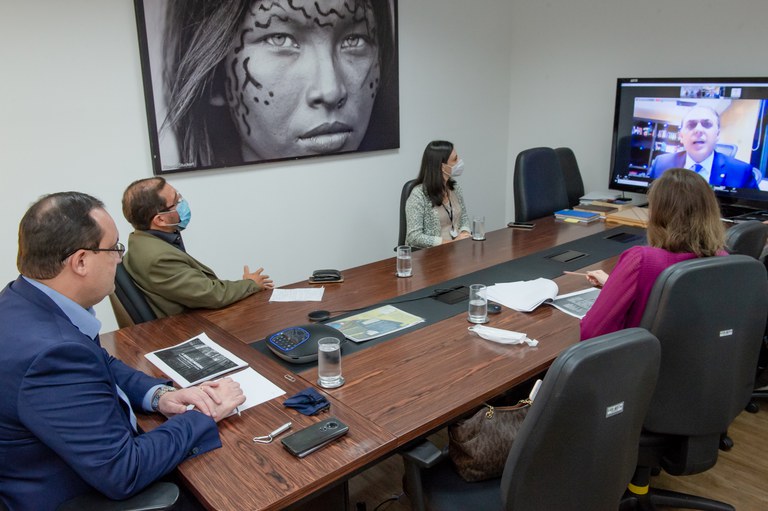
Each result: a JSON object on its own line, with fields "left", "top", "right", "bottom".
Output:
{"left": 225, "top": 0, "right": 380, "bottom": 160}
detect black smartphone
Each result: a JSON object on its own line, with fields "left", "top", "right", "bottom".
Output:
{"left": 507, "top": 221, "right": 535, "bottom": 229}
{"left": 281, "top": 417, "right": 349, "bottom": 458}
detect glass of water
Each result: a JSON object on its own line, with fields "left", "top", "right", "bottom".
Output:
{"left": 468, "top": 284, "right": 488, "bottom": 324}
{"left": 472, "top": 216, "right": 486, "bottom": 241}
{"left": 396, "top": 245, "right": 412, "bottom": 277}
{"left": 317, "top": 337, "right": 344, "bottom": 388}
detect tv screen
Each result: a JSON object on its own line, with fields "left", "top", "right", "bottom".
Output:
{"left": 609, "top": 77, "right": 768, "bottom": 215}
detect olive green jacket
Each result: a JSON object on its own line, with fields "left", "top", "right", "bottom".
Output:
{"left": 123, "top": 230, "right": 260, "bottom": 318}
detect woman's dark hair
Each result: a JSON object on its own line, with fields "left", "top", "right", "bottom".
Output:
{"left": 18, "top": 192, "right": 105, "bottom": 279}
{"left": 416, "top": 140, "right": 455, "bottom": 207}
{"left": 646, "top": 168, "right": 725, "bottom": 257}
{"left": 163, "top": 0, "right": 398, "bottom": 168}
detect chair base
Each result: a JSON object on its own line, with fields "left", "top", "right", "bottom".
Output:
{"left": 620, "top": 487, "right": 734, "bottom": 511}
{"left": 620, "top": 466, "right": 734, "bottom": 511}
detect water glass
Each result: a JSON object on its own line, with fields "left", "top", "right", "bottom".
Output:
{"left": 317, "top": 337, "right": 344, "bottom": 388}
{"left": 468, "top": 284, "right": 488, "bottom": 324}
{"left": 396, "top": 245, "right": 413, "bottom": 277}
{"left": 472, "top": 216, "right": 486, "bottom": 241}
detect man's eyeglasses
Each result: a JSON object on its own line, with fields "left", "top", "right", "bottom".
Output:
{"left": 683, "top": 119, "right": 715, "bottom": 131}
{"left": 157, "top": 194, "right": 183, "bottom": 215}
{"left": 61, "top": 242, "right": 125, "bottom": 261}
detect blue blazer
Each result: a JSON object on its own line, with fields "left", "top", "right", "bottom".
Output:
{"left": 0, "top": 277, "right": 221, "bottom": 511}
{"left": 648, "top": 151, "right": 759, "bottom": 188}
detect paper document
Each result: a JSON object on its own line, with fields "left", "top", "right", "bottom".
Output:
{"left": 327, "top": 305, "right": 425, "bottom": 343}
{"left": 580, "top": 190, "right": 621, "bottom": 200}
{"left": 486, "top": 278, "right": 559, "bottom": 312}
{"left": 145, "top": 333, "right": 248, "bottom": 388}
{"left": 545, "top": 288, "right": 601, "bottom": 319}
{"left": 226, "top": 367, "right": 285, "bottom": 413}
{"left": 269, "top": 287, "right": 324, "bottom": 302}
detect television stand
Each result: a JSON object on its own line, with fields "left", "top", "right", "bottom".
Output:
{"left": 718, "top": 202, "right": 767, "bottom": 220}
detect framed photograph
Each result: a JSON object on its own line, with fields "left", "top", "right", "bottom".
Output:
{"left": 134, "top": 0, "right": 400, "bottom": 174}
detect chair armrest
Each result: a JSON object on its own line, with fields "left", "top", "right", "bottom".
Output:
{"left": 400, "top": 439, "right": 448, "bottom": 469}
{"left": 57, "top": 482, "right": 180, "bottom": 511}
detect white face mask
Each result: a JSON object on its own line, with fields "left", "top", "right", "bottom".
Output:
{"left": 449, "top": 159, "right": 465, "bottom": 177}
{"left": 468, "top": 325, "right": 539, "bottom": 346}
{"left": 442, "top": 158, "right": 465, "bottom": 178}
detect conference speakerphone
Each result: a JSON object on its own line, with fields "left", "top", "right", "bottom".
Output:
{"left": 266, "top": 324, "right": 345, "bottom": 364}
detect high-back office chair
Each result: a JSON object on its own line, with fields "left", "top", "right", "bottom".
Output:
{"left": 57, "top": 482, "right": 180, "bottom": 511}
{"left": 724, "top": 220, "right": 768, "bottom": 259}
{"left": 401, "top": 328, "right": 661, "bottom": 511}
{"left": 621, "top": 255, "right": 768, "bottom": 511}
{"left": 113, "top": 263, "right": 157, "bottom": 326}
{"left": 397, "top": 179, "right": 419, "bottom": 248}
{"left": 513, "top": 147, "right": 570, "bottom": 222}
{"left": 0, "top": 481, "right": 179, "bottom": 511}
{"left": 554, "top": 147, "right": 585, "bottom": 208}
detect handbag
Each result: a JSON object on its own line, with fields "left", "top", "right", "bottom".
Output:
{"left": 448, "top": 380, "right": 541, "bottom": 482}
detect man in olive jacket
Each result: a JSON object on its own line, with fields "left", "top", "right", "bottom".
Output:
{"left": 121, "top": 178, "right": 273, "bottom": 318}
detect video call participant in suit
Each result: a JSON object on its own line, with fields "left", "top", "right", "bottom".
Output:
{"left": 122, "top": 177, "right": 273, "bottom": 318}
{"left": 405, "top": 140, "right": 472, "bottom": 248}
{"left": 648, "top": 105, "right": 759, "bottom": 188}
{"left": 0, "top": 192, "right": 245, "bottom": 511}
{"left": 580, "top": 168, "right": 727, "bottom": 340}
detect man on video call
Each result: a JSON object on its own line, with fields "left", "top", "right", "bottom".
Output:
{"left": 648, "top": 105, "right": 760, "bottom": 189}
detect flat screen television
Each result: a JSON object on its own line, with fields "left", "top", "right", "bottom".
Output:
{"left": 608, "top": 77, "right": 768, "bottom": 216}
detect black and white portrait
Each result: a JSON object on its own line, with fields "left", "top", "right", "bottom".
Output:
{"left": 135, "top": 0, "right": 400, "bottom": 174}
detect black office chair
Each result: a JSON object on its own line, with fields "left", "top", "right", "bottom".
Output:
{"left": 513, "top": 147, "right": 569, "bottom": 222}
{"left": 113, "top": 262, "right": 157, "bottom": 325}
{"left": 0, "top": 481, "right": 180, "bottom": 511}
{"left": 554, "top": 147, "right": 585, "bottom": 208}
{"left": 621, "top": 255, "right": 768, "bottom": 511}
{"left": 57, "top": 482, "right": 180, "bottom": 511}
{"left": 401, "top": 328, "right": 661, "bottom": 511}
{"left": 724, "top": 220, "right": 768, "bottom": 259}
{"left": 397, "top": 178, "right": 419, "bottom": 248}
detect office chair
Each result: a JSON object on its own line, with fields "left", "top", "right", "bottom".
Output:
{"left": 554, "top": 147, "right": 585, "bottom": 208}
{"left": 621, "top": 255, "right": 768, "bottom": 511}
{"left": 113, "top": 262, "right": 157, "bottom": 326}
{"left": 0, "top": 481, "right": 180, "bottom": 511}
{"left": 397, "top": 178, "right": 419, "bottom": 248}
{"left": 513, "top": 147, "right": 570, "bottom": 222}
{"left": 56, "top": 482, "right": 180, "bottom": 511}
{"left": 715, "top": 143, "right": 738, "bottom": 158}
{"left": 724, "top": 220, "right": 768, "bottom": 259}
{"left": 401, "top": 328, "right": 661, "bottom": 511}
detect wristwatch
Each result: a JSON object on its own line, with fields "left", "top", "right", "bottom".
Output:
{"left": 151, "top": 385, "right": 176, "bottom": 411}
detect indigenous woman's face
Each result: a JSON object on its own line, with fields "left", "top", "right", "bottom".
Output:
{"left": 225, "top": 0, "right": 381, "bottom": 160}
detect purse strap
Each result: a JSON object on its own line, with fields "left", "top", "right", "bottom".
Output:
{"left": 483, "top": 398, "right": 532, "bottom": 419}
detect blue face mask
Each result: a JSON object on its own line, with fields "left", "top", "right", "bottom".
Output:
{"left": 172, "top": 198, "right": 191, "bottom": 230}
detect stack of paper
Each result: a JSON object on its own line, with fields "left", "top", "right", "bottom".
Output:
{"left": 486, "top": 278, "right": 559, "bottom": 312}
{"left": 606, "top": 206, "right": 649, "bottom": 227}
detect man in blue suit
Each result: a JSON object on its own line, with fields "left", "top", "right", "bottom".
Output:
{"left": 0, "top": 192, "right": 245, "bottom": 511}
{"left": 648, "top": 105, "right": 760, "bottom": 189}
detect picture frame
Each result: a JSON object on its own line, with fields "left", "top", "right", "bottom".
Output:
{"left": 134, "top": 0, "right": 400, "bottom": 174}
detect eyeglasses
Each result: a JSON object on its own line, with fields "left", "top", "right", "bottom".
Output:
{"left": 683, "top": 119, "right": 716, "bottom": 131}
{"left": 157, "top": 194, "right": 183, "bottom": 215}
{"left": 61, "top": 242, "right": 125, "bottom": 261}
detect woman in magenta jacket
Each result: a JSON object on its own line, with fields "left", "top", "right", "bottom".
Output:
{"left": 580, "top": 168, "right": 726, "bottom": 340}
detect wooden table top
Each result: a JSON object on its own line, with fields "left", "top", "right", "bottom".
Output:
{"left": 101, "top": 217, "right": 622, "bottom": 510}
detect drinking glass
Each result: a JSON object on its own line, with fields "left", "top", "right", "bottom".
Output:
{"left": 317, "top": 337, "right": 344, "bottom": 388}
{"left": 396, "top": 245, "right": 413, "bottom": 277}
{"left": 472, "top": 216, "right": 486, "bottom": 241}
{"left": 468, "top": 284, "right": 488, "bottom": 324}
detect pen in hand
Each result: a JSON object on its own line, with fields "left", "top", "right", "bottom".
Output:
{"left": 563, "top": 271, "right": 588, "bottom": 276}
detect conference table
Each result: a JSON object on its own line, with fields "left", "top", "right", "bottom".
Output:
{"left": 101, "top": 217, "right": 630, "bottom": 510}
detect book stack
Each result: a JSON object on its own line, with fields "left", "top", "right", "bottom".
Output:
{"left": 605, "top": 206, "right": 649, "bottom": 227}
{"left": 554, "top": 209, "right": 601, "bottom": 224}
{"left": 573, "top": 203, "right": 619, "bottom": 217}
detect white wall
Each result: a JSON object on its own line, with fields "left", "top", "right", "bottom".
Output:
{"left": 0, "top": 1, "right": 513, "bottom": 332}
{"left": 506, "top": 0, "right": 768, "bottom": 219}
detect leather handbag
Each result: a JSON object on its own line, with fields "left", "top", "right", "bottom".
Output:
{"left": 448, "top": 399, "right": 531, "bottom": 482}
{"left": 448, "top": 379, "right": 542, "bottom": 482}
